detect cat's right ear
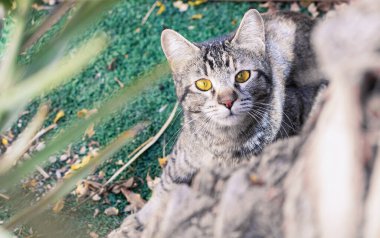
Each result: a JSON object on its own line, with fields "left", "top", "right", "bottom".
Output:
{"left": 161, "top": 29, "right": 200, "bottom": 72}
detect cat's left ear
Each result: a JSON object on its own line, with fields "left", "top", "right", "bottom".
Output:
{"left": 232, "top": 9, "right": 265, "bottom": 50}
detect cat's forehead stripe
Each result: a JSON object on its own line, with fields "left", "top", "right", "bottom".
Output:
{"left": 201, "top": 43, "right": 233, "bottom": 72}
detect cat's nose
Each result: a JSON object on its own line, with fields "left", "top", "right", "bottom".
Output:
{"left": 217, "top": 90, "right": 238, "bottom": 109}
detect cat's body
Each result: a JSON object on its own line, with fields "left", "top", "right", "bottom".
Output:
{"left": 159, "top": 10, "right": 323, "bottom": 183}
{"left": 109, "top": 9, "right": 325, "bottom": 237}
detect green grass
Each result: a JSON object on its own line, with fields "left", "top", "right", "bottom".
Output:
{"left": 0, "top": 0, "right": 306, "bottom": 237}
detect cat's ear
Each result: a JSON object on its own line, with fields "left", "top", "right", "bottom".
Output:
{"left": 231, "top": 9, "right": 265, "bottom": 50}
{"left": 161, "top": 29, "right": 200, "bottom": 72}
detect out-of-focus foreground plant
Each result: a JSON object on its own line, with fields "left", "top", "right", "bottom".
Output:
{"left": 0, "top": 0, "right": 169, "bottom": 236}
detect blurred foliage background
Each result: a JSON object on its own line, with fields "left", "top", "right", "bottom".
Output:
{"left": 0, "top": 0, "right": 335, "bottom": 237}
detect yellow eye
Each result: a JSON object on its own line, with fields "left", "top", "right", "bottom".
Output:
{"left": 235, "top": 70, "right": 251, "bottom": 83}
{"left": 195, "top": 79, "right": 212, "bottom": 91}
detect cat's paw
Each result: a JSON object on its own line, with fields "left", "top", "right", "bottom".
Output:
{"left": 108, "top": 215, "right": 144, "bottom": 238}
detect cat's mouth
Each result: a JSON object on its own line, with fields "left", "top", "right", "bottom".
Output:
{"left": 214, "top": 111, "right": 245, "bottom": 126}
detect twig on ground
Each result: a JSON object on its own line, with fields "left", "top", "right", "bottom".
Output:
{"left": 128, "top": 137, "right": 153, "bottom": 159}
{"left": 36, "top": 165, "right": 50, "bottom": 179}
{"left": 72, "top": 103, "right": 179, "bottom": 210}
{"left": 30, "top": 124, "right": 57, "bottom": 145}
{"left": 104, "top": 102, "right": 179, "bottom": 186}
{"left": 113, "top": 77, "right": 124, "bottom": 88}
{"left": 0, "top": 193, "right": 10, "bottom": 200}
{"left": 141, "top": 1, "right": 158, "bottom": 25}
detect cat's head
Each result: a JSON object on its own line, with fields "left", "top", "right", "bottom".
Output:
{"left": 161, "top": 9, "right": 275, "bottom": 128}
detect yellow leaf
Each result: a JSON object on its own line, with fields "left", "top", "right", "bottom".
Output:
{"left": 156, "top": 1, "right": 166, "bottom": 15}
{"left": 52, "top": 199, "right": 65, "bottom": 213}
{"left": 77, "top": 108, "right": 97, "bottom": 118}
{"left": 1, "top": 138, "right": 9, "bottom": 146}
{"left": 77, "top": 109, "right": 89, "bottom": 118}
{"left": 104, "top": 207, "right": 119, "bottom": 216}
{"left": 98, "top": 170, "right": 105, "bottom": 179}
{"left": 53, "top": 110, "right": 65, "bottom": 124}
{"left": 158, "top": 157, "right": 168, "bottom": 167}
{"left": 71, "top": 155, "right": 92, "bottom": 171}
{"left": 188, "top": 0, "right": 207, "bottom": 7}
{"left": 191, "top": 13, "right": 203, "bottom": 20}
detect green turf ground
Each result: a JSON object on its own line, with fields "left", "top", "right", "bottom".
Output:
{"left": 0, "top": 1, "right": 307, "bottom": 237}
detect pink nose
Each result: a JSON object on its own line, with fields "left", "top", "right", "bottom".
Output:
{"left": 222, "top": 100, "right": 235, "bottom": 109}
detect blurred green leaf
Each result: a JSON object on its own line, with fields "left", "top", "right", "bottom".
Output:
{"left": 0, "top": 17, "right": 25, "bottom": 91}
{"left": 0, "top": 0, "right": 14, "bottom": 12}
{"left": 4, "top": 122, "right": 148, "bottom": 229}
{"left": 0, "top": 103, "right": 26, "bottom": 132}
{"left": 24, "top": 0, "right": 120, "bottom": 76}
{"left": 0, "top": 62, "right": 170, "bottom": 189}
{"left": 0, "top": 104, "right": 48, "bottom": 174}
{"left": 0, "top": 32, "right": 108, "bottom": 113}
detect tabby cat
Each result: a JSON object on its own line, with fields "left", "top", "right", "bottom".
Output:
{"left": 109, "top": 9, "right": 325, "bottom": 237}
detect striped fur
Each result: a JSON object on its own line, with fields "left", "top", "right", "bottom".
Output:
{"left": 135, "top": 9, "right": 325, "bottom": 228}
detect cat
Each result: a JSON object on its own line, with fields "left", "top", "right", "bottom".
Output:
{"left": 108, "top": 9, "right": 325, "bottom": 238}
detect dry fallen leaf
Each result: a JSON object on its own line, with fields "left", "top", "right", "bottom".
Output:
{"left": 53, "top": 110, "right": 65, "bottom": 124}
{"left": 173, "top": 1, "right": 188, "bottom": 12}
{"left": 104, "top": 207, "right": 119, "bottom": 216}
{"left": 110, "top": 178, "right": 135, "bottom": 194}
{"left": 290, "top": 2, "right": 300, "bottom": 12}
{"left": 107, "top": 58, "right": 117, "bottom": 71}
{"left": 93, "top": 208, "right": 100, "bottom": 218}
{"left": 77, "top": 109, "right": 88, "bottom": 118}
{"left": 188, "top": 0, "right": 207, "bottom": 7}
{"left": 92, "top": 194, "right": 101, "bottom": 201}
{"left": 156, "top": 1, "right": 166, "bottom": 15}
{"left": 1, "top": 137, "right": 9, "bottom": 146}
{"left": 124, "top": 205, "right": 133, "bottom": 213}
{"left": 23, "top": 179, "right": 38, "bottom": 189}
{"left": 158, "top": 157, "right": 168, "bottom": 168}
{"left": 260, "top": 1, "right": 277, "bottom": 13}
{"left": 98, "top": 170, "right": 105, "bottom": 179}
{"left": 146, "top": 173, "right": 161, "bottom": 191}
{"left": 317, "top": 2, "right": 332, "bottom": 12}
{"left": 75, "top": 181, "right": 89, "bottom": 197}
{"left": 191, "top": 13, "right": 203, "bottom": 20}
{"left": 85, "top": 123, "right": 95, "bottom": 138}
{"left": 52, "top": 199, "right": 65, "bottom": 213}
{"left": 77, "top": 108, "right": 98, "bottom": 119}
{"left": 300, "top": 0, "right": 312, "bottom": 8}
{"left": 89, "top": 232, "right": 99, "bottom": 238}
{"left": 308, "top": 3, "right": 319, "bottom": 18}
{"left": 121, "top": 188, "right": 146, "bottom": 212}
